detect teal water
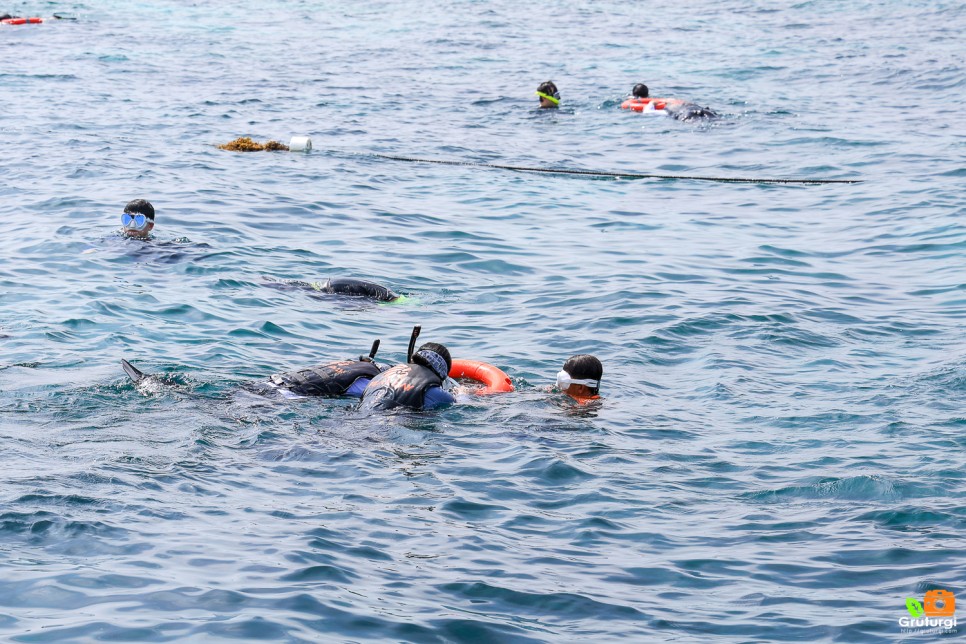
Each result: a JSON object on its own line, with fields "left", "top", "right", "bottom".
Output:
{"left": 1, "top": 1, "right": 964, "bottom": 641}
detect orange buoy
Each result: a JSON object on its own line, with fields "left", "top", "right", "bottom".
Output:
{"left": 620, "top": 97, "right": 676, "bottom": 112}
{"left": 1, "top": 17, "right": 44, "bottom": 25}
{"left": 449, "top": 359, "right": 514, "bottom": 395}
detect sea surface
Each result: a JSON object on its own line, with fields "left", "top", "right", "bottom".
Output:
{"left": 1, "top": 1, "right": 964, "bottom": 641}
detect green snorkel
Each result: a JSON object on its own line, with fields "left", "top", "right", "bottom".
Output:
{"left": 535, "top": 91, "right": 560, "bottom": 106}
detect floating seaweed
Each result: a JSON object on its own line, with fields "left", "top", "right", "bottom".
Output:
{"left": 218, "top": 137, "right": 289, "bottom": 152}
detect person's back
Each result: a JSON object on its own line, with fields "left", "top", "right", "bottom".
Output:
{"left": 268, "top": 359, "right": 382, "bottom": 398}
{"left": 360, "top": 342, "right": 455, "bottom": 411}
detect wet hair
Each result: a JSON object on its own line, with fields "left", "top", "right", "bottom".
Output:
{"left": 537, "top": 80, "right": 559, "bottom": 98}
{"left": 632, "top": 83, "right": 649, "bottom": 98}
{"left": 124, "top": 199, "right": 155, "bottom": 221}
{"left": 0, "top": 14, "right": 14, "bottom": 20}
{"left": 412, "top": 341, "right": 452, "bottom": 380}
{"left": 563, "top": 354, "right": 603, "bottom": 393}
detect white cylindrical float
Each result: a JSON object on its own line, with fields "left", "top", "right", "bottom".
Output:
{"left": 289, "top": 136, "right": 312, "bottom": 152}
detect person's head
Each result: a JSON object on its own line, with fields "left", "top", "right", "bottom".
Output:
{"left": 556, "top": 354, "right": 602, "bottom": 399}
{"left": 632, "top": 83, "right": 649, "bottom": 98}
{"left": 121, "top": 199, "right": 155, "bottom": 239}
{"left": 536, "top": 81, "right": 560, "bottom": 109}
{"left": 411, "top": 342, "right": 452, "bottom": 381}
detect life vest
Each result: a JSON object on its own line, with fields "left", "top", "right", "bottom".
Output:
{"left": 569, "top": 394, "right": 601, "bottom": 405}
{"left": 360, "top": 363, "right": 443, "bottom": 410}
{"left": 269, "top": 360, "right": 380, "bottom": 397}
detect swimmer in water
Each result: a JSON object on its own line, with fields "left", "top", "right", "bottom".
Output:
{"left": 120, "top": 199, "right": 155, "bottom": 239}
{"left": 536, "top": 80, "right": 560, "bottom": 109}
{"left": 257, "top": 338, "right": 385, "bottom": 399}
{"left": 305, "top": 277, "right": 401, "bottom": 302}
{"left": 123, "top": 338, "right": 386, "bottom": 400}
{"left": 555, "top": 354, "right": 603, "bottom": 402}
{"left": 623, "top": 83, "right": 717, "bottom": 121}
{"left": 360, "top": 333, "right": 455, "bottom": 411}
{"left": 263, "top": 276, "right": 404, "bottom": 303}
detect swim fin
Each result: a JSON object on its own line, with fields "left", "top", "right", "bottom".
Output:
{"left": 121, "top": 359, "right": 148, "bottom": 384}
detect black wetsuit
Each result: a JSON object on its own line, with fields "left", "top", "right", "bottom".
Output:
{"left": 666, "top": 103, "right": 718, "bottom": 121}
{"left": 359, "top": 363, "right": 452, "bottom": 411}
{"left": 268, "top": 360, "right": 381, "bottom": 397}
{"left": 315, "top": 278, "right": 398, "bottom": 302}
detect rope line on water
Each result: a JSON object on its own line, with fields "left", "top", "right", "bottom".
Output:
{"left": 360, "top": 152, "right": 862, "bottom": 185}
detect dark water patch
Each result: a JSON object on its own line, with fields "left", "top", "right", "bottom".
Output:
{"left": 438, "top": 581, "right": 646, "bottom": 623}
{"left": 743, "top": 475, "right": 940, "bottom": 503}
{"left": 439, "top": 498, "right": 510, "bottom": 521}
{"left": 852, "top": 506, "right": 966, "bottom": 533}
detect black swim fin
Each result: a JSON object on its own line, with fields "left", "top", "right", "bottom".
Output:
{"left": 121, "top": 359, "right": 148, "bottom": 384}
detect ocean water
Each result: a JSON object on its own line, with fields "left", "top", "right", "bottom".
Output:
{"left": 1, "top": 0, "right": 964, "bottom": 641}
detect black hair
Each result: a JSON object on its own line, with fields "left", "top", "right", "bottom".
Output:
{"left": 0, "top": 14, "right": 14, "bottom": 20}
{"left": 124, "top": 199, "right": 155, "bottom": 221}
{"left": 537, "top": 80, "right": 559, "bottom": 97}
{"left": 563, "top": 354, "right": 603, "bottom": 393}
{"left": 413, "top": 341, "right": 452, "bottom": 375}
{"left": 632, "top": 83, "right": 649, "bottom": 98}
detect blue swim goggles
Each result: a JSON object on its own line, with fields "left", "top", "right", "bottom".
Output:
{"left": 121, "top": 212, "right": 150, "bottom": 230}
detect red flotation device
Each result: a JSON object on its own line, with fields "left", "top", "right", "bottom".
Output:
{"left": 1, "top": 17, "right": 44, "bottom": 25}
{"left": 621, "top": 97, "right": 666, "bottom": 112}
{"left": 449, "top": 359, "right": 514, "bottom": 395}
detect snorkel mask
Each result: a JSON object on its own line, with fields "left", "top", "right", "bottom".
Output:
{"left": 535, "top": 90, "right": 560, "bottom": 106}
{"left": 555, "top": 370, "right": 600, "bottom": 391}
{"left": 121, "top": 212, "right": 151, "bottom": 231}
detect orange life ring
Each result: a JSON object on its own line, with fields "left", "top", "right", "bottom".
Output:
{"left": 449, "top": 359, "right": 514, "bottom": 395}
{"left": 620, "top": 97, "right": 672, "bottom": 112}
{"left": 1, "top": 17, "right": 44, "bottom": 24}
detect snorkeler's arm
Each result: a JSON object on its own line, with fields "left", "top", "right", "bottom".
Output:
{"left": 344, "top": 377, "right": 372, "bottom": 398}
{"left": 423, "top": 386, "right": 456, "bottom": 409}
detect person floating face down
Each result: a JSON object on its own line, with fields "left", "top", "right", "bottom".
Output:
{"left": 121, "top": 199, "right": 155, "bottom": 239}
{"left": 360, "top": 341, "right": 456, "bottom": 411}
{"left": 556, "top": 354, "right": 603, "bottom": 403}
{"left": 626, "top": 82, "right": 717, "bottom": 120}
{"left": 266, "top": 356, "right": 383, "bottom": 399}
{"left": 536, "top": 80, "right": 560, "bottom": 109}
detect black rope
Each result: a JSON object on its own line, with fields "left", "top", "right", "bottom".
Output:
{"left": 359, "top": 152, "right": 860, "bottom": 185}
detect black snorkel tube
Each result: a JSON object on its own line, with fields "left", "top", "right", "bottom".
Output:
{"left": 360, "top": 339, "right": 380, "bottom": 363}
{"left": 406, "top": 325, "right": 421, "bottom": 362}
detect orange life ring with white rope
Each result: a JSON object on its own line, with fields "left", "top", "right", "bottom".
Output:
{"left": 1, "top": 17, "right": 44, "bottom": 25}
{"left": 621, "top": 97, "right": 667, "bottom": 112}
{"left": 449, "top": 359, "right": 514, "bottom": 395}
{"left": 622, "top": 97, "right": 690, "bottom": 113}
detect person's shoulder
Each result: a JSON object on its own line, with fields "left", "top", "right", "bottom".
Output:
{"left": 424, "top": 385, "right": 455, "bottom": 408}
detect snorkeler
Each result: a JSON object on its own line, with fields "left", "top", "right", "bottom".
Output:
{"left": 359, "top": 328, "right": 455, "bottom": 411}
{"left": 621, "top": 83, "right": 717, "bottom": 121}
{"left": 555, "top": 354, "right": 603, "bottom": 403}
{"left": 260, "top": 339, "right": 385, "bottom": 398}
{"left": 1, "top": 13, "right": 71, "bottom": 23}
{"left": 122, "top": 327, "right": 455, "bottom": 412}
{"left": 122, "top": 338, "right": 386, "bottom": 400}
{"left": 120, "top": 199, "right": 156, "bottom": 239}
{"left": 536, "top": 80, "right": 560, "bottom": 109}
{"left": 261, "top": 276, "right": 404, "bottom": 304}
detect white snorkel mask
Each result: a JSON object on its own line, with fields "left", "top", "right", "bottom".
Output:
{"left": 555, "top": 370, "right": 600, "bottom": 390}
